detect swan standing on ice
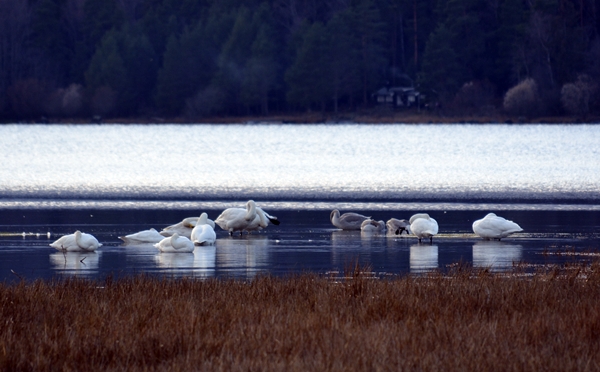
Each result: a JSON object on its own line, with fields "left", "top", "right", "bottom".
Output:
{"left": 160, "top": 215, "right": 215, "bottom": 238}
{"left": 360, "top": 219, "right": 386, "bottom": 232}
{"left": 190, "top": 213, "right": 216, "bottom": 246}
{"left": 153, "top": 233, "right": 194, "bottom": 253}
{"left": 330, "top": 209, "right": 370, "bottom": 230}
{"left": 387, "top": 218, "right": 411, "bottom": 235}
{"left": 50, "top": 230, "right": 102, "bottom": 252}
{"left": 215, "top": 200, "right": 258, "bottom": 236}
{"left": 472, "top": 213, "right": 523, "bottom": 240}
{"left": 119, "top": 228, "right": 164, "bottom": 244}
{"left": 409, "top": 213, "right": 439, "bottom": 243}
{"left": 244, "top": 207, "right": 280, "bottom": 233}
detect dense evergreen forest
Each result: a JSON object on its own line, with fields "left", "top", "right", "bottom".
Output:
{"left": 1, "top": 0, "right": 599, "bottom": 122}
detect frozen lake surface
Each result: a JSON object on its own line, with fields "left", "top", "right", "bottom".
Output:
{"left": 1, "top": 123, "right": 599, "bottom": 202}
{"left": 0, "top": 123, "right": 599, "bottom": 281}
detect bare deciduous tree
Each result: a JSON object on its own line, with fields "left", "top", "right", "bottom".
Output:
{"left": 503, "top": 78, "right": 540, "bottom": 117}
{"left": 561, "top": 74, "right": 597, "bottom": 116}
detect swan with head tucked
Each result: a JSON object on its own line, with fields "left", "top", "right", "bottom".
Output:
{"left": 244, "top": 207, "right": 280, "bottom": 233}
{"left": 387, "top": 218, "right": 411, "bottom": 235}
{"left": 215, "top": 200, "right": 258, "bottom": 236}
{"left": 330, "top": 209, "right": 370, "bottom": 230}
{"left": 119, "top": 228, "right": 164, "bottom": 244}
{"left": 472, "top": 213, "right": 523, "bottom": 240}
{"left": 409, "top": 213, "right": 439, "bottom": 243}
{"left": 360, "top": 219, "right": 386, "bottom": 232}
{"left": 50, "top": 230, "right": 102, "bottom": 252}
{"left": 190, "top": 213, "right": 217, "bottom": 246}
{"left": 160, "top": 215, "right": 215, "bottom": 238}
{"left": 153, "top": 233, "right": 195, "bottom": 253}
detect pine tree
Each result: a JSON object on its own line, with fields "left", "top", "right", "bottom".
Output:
{"left": 212, "top": 6, "right": 256, "bottom": 114}
{"left": 155, "top": 21, "right": 216, "bottom": 115}
{"left": 285, "top": 22, "right": 331, "bottom": 110}
{"left": 419, "top": 23, "right": 461, "bottom": 101}
{"left": 350, "top": 0, "right": 387, "bottom": 105}
{"left": 327, "top": 10, "right": 360, "bottom": 112}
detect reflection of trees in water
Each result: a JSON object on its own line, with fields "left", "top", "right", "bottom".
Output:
{"left": 472, "top": 241, "right": 522, "bottom": 272}
{"left": 154, "top": 247, "right": 216, "bottom": 278}
{"left": 410, "top": 244, "right": 438, "bottom": 273}
{"left": 215, "top": 235, "right": 269, "bottom": 278}
{"left": 49, "top": 251, "right": 101, "bottom": 276}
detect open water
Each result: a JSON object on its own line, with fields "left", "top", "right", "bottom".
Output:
{"left": 0, "top": 123, "right": 599, "bottom": 281}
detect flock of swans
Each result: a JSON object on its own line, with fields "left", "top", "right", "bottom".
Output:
{"left": 49, "top": 200, "right": 279, "bottom": 253}
{"left": 332, "top": 210, "right": 522, "bottom": 243}
{"left": 49, "top": 200, "right": 523, "bottom": 253}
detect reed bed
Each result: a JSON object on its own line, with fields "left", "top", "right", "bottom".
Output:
{"left": 1, "top": 264, "right": 600, "bottom": 371}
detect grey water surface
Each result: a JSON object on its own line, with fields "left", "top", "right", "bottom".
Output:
{"left": 0, "top": 123, "right": 599, "bottom": 281}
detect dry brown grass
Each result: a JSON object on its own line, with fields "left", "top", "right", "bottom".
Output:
{"left": 1, "top": 264, "right": 600, "bottom": 371}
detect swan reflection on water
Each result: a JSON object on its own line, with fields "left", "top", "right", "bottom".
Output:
{"left": 410, "top": 244, "right": 439, "bottom": 273}
{"left": 49, "top": 251, "right": 101, "bottom": 276}
{"left": 154, "top": 246, "right": 216, "bottom": 278}
{"left": 215, "top": 235, "right": 269, "bottom": 278}
{"left": 472, "top": 240, "right": 523, "bottom": 272}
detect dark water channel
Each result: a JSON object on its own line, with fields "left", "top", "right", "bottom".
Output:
{"left": 1, "top": 207, "right": 598, "bottom": 283}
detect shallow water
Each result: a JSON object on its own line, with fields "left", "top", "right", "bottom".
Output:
{"left": 0, "top": 123, "right": 599, "bottom": 281}
{"left": 0, "top": 207, "right": 598, "bottom": 282}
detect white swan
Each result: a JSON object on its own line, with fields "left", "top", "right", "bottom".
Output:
{"left": 330, "top": 209, "right": 370, "bottom": 230}
{"left": 472, "top": 213, "right": 523, "bottom": 240}
{"left": 386, "top": 218, "right": 411, "bottom": 235}
{"left": 244, "top": 207, "right": 280, "bottom": 233}
{"left": 215, "top": 200, "right": 258, "bottom": 235}
{"left": 160, "top": 215, "right": 215, "bottom": 238}
{"left": 360, "top": 219, "right": 386, "bottom": 232}
{"left": 190, "top": 213, "right": 217, "bottom": 246}
{"left": 119, "top": 228, "right": 164, "bottom": 244}
{"left": 153, "top": 233, "right": 195, "bottom": 253}
{"left": 49, "top": 230, "right": 102, "bottom": 252}
{"left": 409, "top": 213, "right": 439, "bottom": 243}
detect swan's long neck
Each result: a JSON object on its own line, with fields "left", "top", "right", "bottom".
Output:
{"left": 171, "top": 233, "right": 183, "bottom": 249}
{"left": 256, "top": 208, "right": 268, "bottom": 227}
{"left": 330, "top": 210, "right": 340, "bottom": 224}
{"left": 198, "top": 213, "right": 208, "bottom": 225}
{"left": 245, "top": 200, "right": 257, "bottom": 221}
{"left": 74, "top": 230, "right": 83, "bottom": 247}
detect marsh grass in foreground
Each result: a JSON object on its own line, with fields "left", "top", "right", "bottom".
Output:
{"left": 1, "top": 264, "right": 600, "bottom": 371}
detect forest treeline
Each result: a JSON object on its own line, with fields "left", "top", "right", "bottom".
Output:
{"left": 1, "top": 0, "right": 599, "bottom": 122}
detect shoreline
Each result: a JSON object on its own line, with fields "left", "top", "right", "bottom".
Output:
{"left": 4, "top": 110, "right": 600, "bottom": 125}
